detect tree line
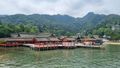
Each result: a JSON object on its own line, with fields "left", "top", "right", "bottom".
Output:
{"left": 0, "top": 22, "right": 39, "bottom": 37}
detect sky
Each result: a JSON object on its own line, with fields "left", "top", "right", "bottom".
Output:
{"left": 0, "top": 0, "right": 120, "bottom": 17}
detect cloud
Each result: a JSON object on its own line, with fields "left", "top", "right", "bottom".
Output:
{"left": 0, "top": 0, "right": 120, "bottom": 17}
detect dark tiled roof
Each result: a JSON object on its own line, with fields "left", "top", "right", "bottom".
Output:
{"left": 0, "top": 38, "right": 32, "bottom": 41}
{"left": 62, "top": 37, "right": 75, "bottom": 41}
{"left": 49, "top": 38, "right": 60, "bottom": 41}
{"left": 36, "top": 38, "right": 49, "bottom": 41}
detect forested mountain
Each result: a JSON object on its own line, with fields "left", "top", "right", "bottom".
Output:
{"left": 77, "top": 12, "right": 106, "bottom": 31}
{"left": 90, "top": 14, "right": 120, "bottom": 40}
{"left": 0, "top": 14, "right": 81, "bottom": 36}
{"left": 0, "top": 12, "right": 120, "bottom": 39}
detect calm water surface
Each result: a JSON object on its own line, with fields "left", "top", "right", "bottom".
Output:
{"left": 0, "top": 45, "right": 120, "bottom": 68}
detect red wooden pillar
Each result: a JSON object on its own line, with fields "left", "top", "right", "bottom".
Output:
{"left": 32, "top": 38, "right": 37, "bottom": 44}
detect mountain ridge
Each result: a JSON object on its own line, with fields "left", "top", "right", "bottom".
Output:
{"left": 0, "top": 12, "right": 120, "bottom": 38}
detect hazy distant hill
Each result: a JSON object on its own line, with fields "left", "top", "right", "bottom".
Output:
{"left": 0, "top": 12, "right": 120, "bottom": 38}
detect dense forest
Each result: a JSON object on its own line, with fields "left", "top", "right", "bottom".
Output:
{"left": 0, "top": 22, "right": 39, "bottom": 37}
{"left": 0, "top": 12, "right": 120, "bottom": 40}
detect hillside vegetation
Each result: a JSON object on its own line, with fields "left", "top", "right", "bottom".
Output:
{"left": 0, "top": 12, "right": 120, "bottom": 40}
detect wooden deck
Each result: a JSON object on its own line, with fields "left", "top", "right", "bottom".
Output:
{"left": 23, "top": 44, "right": 76, "bottom": 50}
{"left": 0, "top": 42, "right": 105, "bottom": 50}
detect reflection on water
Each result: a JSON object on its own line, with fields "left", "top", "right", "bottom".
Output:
{"left": 0, "top": 45, "right": 120, "bottom": 68}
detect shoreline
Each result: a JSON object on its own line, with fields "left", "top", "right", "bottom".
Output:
{"left": 104, "top": 41, "right": 120, "bottom": 45}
